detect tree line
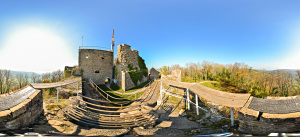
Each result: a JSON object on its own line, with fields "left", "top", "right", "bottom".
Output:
{"left": 0, "top": 69, "right": 64, "bottom": 95}
{"left": 159, "top": 61, "right": 300, "bottom": 98}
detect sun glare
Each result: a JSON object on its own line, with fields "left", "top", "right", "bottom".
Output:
{"left": 0, "top": 27, "right": 76, "bottom": 73}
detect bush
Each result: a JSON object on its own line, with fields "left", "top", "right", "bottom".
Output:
{"left": 138, "top": 56, "right": 147, "bottom": 70}
{"left": 64, "top": 70, "right": 72, "bottom": 78}
{"left": 128, "top": 70, "right": 144, "bottom": 86}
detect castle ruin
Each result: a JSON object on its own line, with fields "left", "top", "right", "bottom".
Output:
{"left": 79, "top": 29, "right": 148, "bottom": 90}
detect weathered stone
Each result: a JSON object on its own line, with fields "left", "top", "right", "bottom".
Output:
{"left": 79, "top": 49, "right": 113, "bottom": 85}
{"left": 10, "top": 99, "right": 31, "bottom": 118}
{"left": 0, "top": 110, "right": 12, "bottom": 122}
{"left": 5, "top": 110, "right": 31, "bottom": 129}
{"left": 116, "top": 44, "right": 148, "bottom": 91}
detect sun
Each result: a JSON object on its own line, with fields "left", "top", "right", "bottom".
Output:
{"left": 0, "top": 27, "right": 76, "bottom": 73}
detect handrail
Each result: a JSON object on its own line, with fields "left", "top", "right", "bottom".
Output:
{"left": 106, "top": 80, "right": 153, "bottom": 95}
{"left": 79, "top": 94, "right": 133, "bottom": 105}
{"left": 89, "top": 79, "right": 153, "bottom": 101}
{"left": 62, "top": 107, "right": 154, "bottom": 128}
{"left": 74, "top": 105, "right": 147, "bottom": 118}
{"left": 78, "top": 98, "right": 140, "bottom": 109}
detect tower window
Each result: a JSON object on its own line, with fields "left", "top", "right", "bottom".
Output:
{"left": 95, "top": 70, "right": 99, "bottom": 73}
{"left": 101, "top": 57, "right": 104, "bottom": 59}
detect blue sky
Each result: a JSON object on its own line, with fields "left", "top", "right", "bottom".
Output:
{"left": 0, "top": 0, "right": 300, "bottom": 73}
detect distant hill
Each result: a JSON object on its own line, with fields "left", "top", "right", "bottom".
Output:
{"left": 256, "top": 69, "right": 298, "bottom": 78}
{"left": 10, "top": 71, "right": 39, "bottom": 78}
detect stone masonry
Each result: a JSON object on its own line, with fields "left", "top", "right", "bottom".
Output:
{"left": 116, "top": 44, "right": 148, "bottom": 90}
{"left": 0, "top": 87, "right": 43, "bottom": 129}
{"left": 238, "top": 96, "right": 300, "bottom": 135}
{"left": 79, "top": 49, "right": 113, "bottom": 85}
{"left": 149, "top": 68, "right": 160, "bottom": 80}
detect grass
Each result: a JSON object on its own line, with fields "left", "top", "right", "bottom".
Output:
{"left": 109, "top": 81, "right": 150, "bottom": 93}
{"left": 97, "top": 82, "right": 149, "bottom": 104}
{"left": 200, "top": 81, "right": 245, "bottom": 93}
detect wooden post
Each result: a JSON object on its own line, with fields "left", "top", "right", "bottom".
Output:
{"left": 187, "top": 88, "right": 190, "bottom": 110}
{"left": 231, "top": 107, "right": 234, "bottom": 127}
{"left": 196, "top": 93, "right": 199, "bottom": 115}
{"left": 135, "top": 94, "right": 136, "bottom": 100}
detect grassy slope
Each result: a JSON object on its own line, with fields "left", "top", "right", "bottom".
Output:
{"left": 97, "top": 81, "right": 150, "bottom": 102}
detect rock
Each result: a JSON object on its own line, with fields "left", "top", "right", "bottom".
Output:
{"left": 191, "top": 129, "right": 198, "bottom": 133}
{"left": 179, "top": 109, "right": 185, "bottom": 115}
{"left": 181, "top": 112, "right": 187, "bottom": 117}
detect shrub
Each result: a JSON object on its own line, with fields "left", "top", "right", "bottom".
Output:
{"left": 128, "top": 70, "right": 144, "bottom": 86}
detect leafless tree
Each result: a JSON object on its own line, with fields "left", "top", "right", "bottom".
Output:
{"left": 24, "top": 74, "right": 29, "bottom": 86}
{"left": 4, "top": 70, "right": 12, "bottom": 93}
{"left": 42, "top": 73, "right": 51, "bottom": 80}
{"left": 0, "top": 70, "right": 3, "bottom": 94}
{"left": 31, "top": 73, "right": 40, "bottom": 83}
{"left": 16, "top": 73, "right": 24, "bottom": 89}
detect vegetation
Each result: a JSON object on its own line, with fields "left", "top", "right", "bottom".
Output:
{"left": 128, "top": 70, "right": 145, "bottom": 86}
{"left": 159, "top": 61, "right": 300, "bottom": 98}
{"left": 201, "top": 81, "right": 245, "bottom": 93}
{"left": 0, "top": 69, "right": 29, "bottom": 94}
{"left": 127, "top": 56, "right": 148, "bottom": 86}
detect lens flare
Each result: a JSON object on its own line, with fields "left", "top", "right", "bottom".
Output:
{"left": 0, "top": 27, "right": 76, "bottom": 73}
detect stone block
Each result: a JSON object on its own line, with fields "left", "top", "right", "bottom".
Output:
{"left": 29, "top": 90, "right": 42, "bottom": 103}
{"left": 0, "top": 110, "right": 12, "bottom": 122}
{"left": 10, "top": 99, "right": 31, "bottom": 118}
{"left": 5, "top": 110, "right": 31, "bottom": 129}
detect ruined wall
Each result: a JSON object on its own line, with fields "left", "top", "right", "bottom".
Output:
{"left": 149, "top": 68, "right": 160, "bottom": 80}
{"left": 121, "top": 71, "right": 148, "bottom": 90}
{"left": 116, "top": 44, "right": 148, "bottom": 90}
{"left": 238, "top": 96, "right": 300, "bottom": 135}
{"left": 0, "top": 89, "right": 43, "bottom": 129}
{"left": 79, "top": 49, "right": 113, "bottom": 85}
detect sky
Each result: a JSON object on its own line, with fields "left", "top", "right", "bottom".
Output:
{"left": 0, "top": 0, "right": 300, "bottom": 73}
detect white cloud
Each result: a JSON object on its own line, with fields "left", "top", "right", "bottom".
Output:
{"left": 0, "top": 27, "right": 77, "bottom": 73}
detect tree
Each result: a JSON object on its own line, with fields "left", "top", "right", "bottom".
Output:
{"left": 31, "top": 73, "right": 39, "bottom": 83}
{"left": 0, "top": 70, "right": 3, "bottom": 94}
{"left": 16, "top": 73, "right": 24, "bottom": 89}
{"left": 4, "top": 70, "right": 12, "bottom": 93}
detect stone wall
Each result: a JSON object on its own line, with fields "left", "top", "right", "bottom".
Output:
{"left": 116, "top": 44, "right": 148, "bottom": 91}
{"left": 121, "top": 71, "right": 148, "bottom": 91}
{"left": 79, "top": 49, "right": 113, "bottom": 85}
{"left": 149, "top": 68, "right": 160, "bottom": 80}
{"left": 238, "top": 96, "right": 300, "bottom": 135}
{"left": 0, "top": 89, "right": 43, "bottom": 129}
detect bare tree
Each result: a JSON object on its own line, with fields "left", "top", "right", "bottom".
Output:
{"left": 31, "top": 73, "right": 40, "bottom": 83}
{"left": 42, "top": 73, "right": 51, "bottom": 80}
{"left": 24, "top": 74, "right": 29, "bottom": 86}
{"left": 16, "top": 73, "right": 24, "bottom": 89}
{"left": 4, "top": 70, "right": 12, "bottom": 93}
{"left": 0, "top": 70, "right": 3, "bottom": 94}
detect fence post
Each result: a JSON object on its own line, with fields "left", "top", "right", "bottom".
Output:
{"left": 187, "top": 88, "right": 190, "bottom": 110}
{"left": 195, "top": 93, "right": 199, "bottom": 115}
{"left": 160, "top": 82, "right": 163, "bottom": 99}
{"left": 57, "top": 88, "right": 59, "bottom": 105}
{"left": 77, "top": 81, "right": 79, "bottom": 98}
{"left": 135, "top": 94, "right": 137, "bottom": 100}
{"left": 231, "top": 107, "right": 234, "bottom": 127}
